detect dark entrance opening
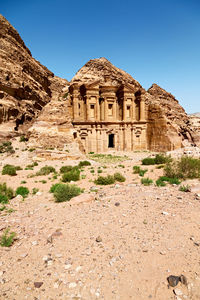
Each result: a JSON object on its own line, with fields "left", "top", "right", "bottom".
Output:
{"left": 108, "top": 134, "right": 114, "bottom": 148}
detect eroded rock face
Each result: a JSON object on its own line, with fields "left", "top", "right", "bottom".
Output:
{"left": 188, "top": 113, "right": 200, "bottom": 147}
{"left": 0, "top": 14, "right": 68, "bottom": 136}
{"left": 146, "top": 84, "right": 194, "bottom": 151}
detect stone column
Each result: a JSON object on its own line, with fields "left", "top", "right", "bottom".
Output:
{"left": 86, "top": 96, "right": 90, "bottom": 121}
{"left": 123, "top": 98, "right": 126, "bottom": 121}
{"left": 104, "top": 98, "right": 108, "bottom": 121}
{"left": 140, "top": 100, "right": 146, "bottom": 121}
{"left": 132, "top": 97, "right": 136, "bottom": 121}
{"left": 96, "top": 98, "right": 100, "bottom": 121}
{"left": 100, "top": 100, "right": 104, "bottom": 121}
{"left": 113, "top": 99, "right": 117, "bottom": 120}
{"left": 73, "top": 96, "right": 79, "bottom": 121}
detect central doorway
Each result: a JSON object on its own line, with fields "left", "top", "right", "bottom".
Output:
{"left": 108, "top": 134, "right": 114, "bottom": 148}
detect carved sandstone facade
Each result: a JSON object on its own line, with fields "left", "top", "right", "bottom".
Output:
{"left": 69, "top": 79, "right": 147, "bottom": 153}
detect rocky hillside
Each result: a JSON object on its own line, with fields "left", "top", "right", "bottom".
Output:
{"left": 0, "top": 14, "right": 68, "bottom": 137}
{"left": 72, "top": 57, "right": 142, "bottom": 89}
{"left": 188, "top": 113, "right": 200, "bottom": 147}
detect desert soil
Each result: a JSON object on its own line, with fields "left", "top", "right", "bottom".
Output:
{"left": 0, "top": 139, "right": 200, "bottom": 300}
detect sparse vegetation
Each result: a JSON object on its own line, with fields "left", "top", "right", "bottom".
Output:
{"left": 156, "top": 178, "right": 166, "bottom": 187}
{"left": 142, "top": 154, "right": 171, "bottom": 165}
{"left": 32, "top": 188, "right": 39, "bottom": 195}
{"left": 0, "top": 141, "right": 15, "bottom": 154}
{"left": 179, "top": 185, "right": 191, "bottom": 192}
{"left": 133, "top": 166, "right": 147, "bottom": 177}
{"left": 165, "top": 156, "right": 200, "bottom": 179}
{"left": 36, "top": 165, "right": 56, "bottom": 176}
{"left": 141, "top": 178, "right": 153, "bottom": 186}
{"left": 157, "top": 176, "right": 181, "bottom": 185}
{"left": 94, "top": 175, "right": 115, "bottom": 185}
{"left": 0, "top": 228, "right": 16, "bottom": 247}
{"left": 60, "top": 165, "right": 73, "bottom": 173}
{"left": 114, "top": 172, "right": 126, "bottom": 182}
{"left": 50, "top": 183, "right": 62, "bottom": 193}
{"left": 53, "top": 183, "right": 83, "bottom": 202}
{"left": 62, "top": 169, "right": 80, "bottom": 182}
{"left": 2, "top": 164, "right": 20, "bottom": 176}
{"left": 19, "top": 135, "right": 28, "bottom": 142}
{"left": 0, "top": 183, "right": 14, "bottom": 204}
{"left": 78, "top": 160, "right": 91, "bottom": 167}
{"left": 88, "top": 153, "right": 129, "bottom": 164}
{"left": 16, "top": 186, "right": 29, "bottom": 198}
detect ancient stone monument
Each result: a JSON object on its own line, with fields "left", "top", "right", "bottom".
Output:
{"left": 69, "top": 78, "right": 147, "bottom": 153}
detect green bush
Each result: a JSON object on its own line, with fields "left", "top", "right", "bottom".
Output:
{"left": 20, "top": 135, "right": 28, "bottom": 142}
{"left": 164, "top": 156, "right": 200, "bottom": 179}
{"left": 156, "top": 179, "right": 166, "bottom": 187}
{"left": 16, "top": 186, "right": 29, "bottom": 198}
{"left": 53, "top": 183, "right": 82, "bottom": 202}
{"left": 36, "top": 166, "right": 56, "bottom": 176}
{"left": 2, "top": 164, "right": 17, "bottom": 176}
{"left": 0, "top": 141, "right": 15, "bottom": 154}
{"left": 133, "top": 166, "right": 141, "bottom": 173}
{"left": 142, "top": 157, "right": 155, "bottom": 165}
{"left": 0, "top": 183, "right": 14, "bottom": 203}
{"left": 141, "top": 178, "right": 153, "bottom": 186}
{"left": 133, "top": 166, "right": 147, "bottom": 176}
{"left": 0, "top": 228, "right": 16, "bottom": 247}
{"left": 50, "top": 183, "right": 61, "bottom": 193}
{"left": 97, "top": 169, "right": 102, "bottom": 174}
{"left": 158, "top": 176, "right": 181, "bottom": 185}
{"left": 114, "top": 172, "right": 126, "bottom": 182}
{"left": 60, "top": 165, "right": 73, "bottom": 173}
{"left": 154, "top": 154, "right": 171, "bottom": 164}
{"left": 139, "top": 169, "right": 147, "bottom": 177}
{"left": 62, "top": 169, "right": 80, "bottom": 182}
{"left": 26, "top": 162, "right": 38, "bottom": 169}
{"left": 179, "top": 185, "right": 191, "bottom": 192}
{"left": 32, "top": 188, "right": 39, "bottom": 195}
{"left": 142, "top": 154, "right": 171, "bottom": 166}
{"left": 94, "top": 175, "right": 115, "bottom": 185}
{"left": 78, "top": 160, "right": 91, "bottom": 167}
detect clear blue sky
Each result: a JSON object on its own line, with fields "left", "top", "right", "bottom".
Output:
{"left": 1, "top": 0, "right": 200, "bottom": 113}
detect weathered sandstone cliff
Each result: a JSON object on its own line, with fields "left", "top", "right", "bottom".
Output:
{"left": 0, "top": 14, "right": 68, "bottom": 137}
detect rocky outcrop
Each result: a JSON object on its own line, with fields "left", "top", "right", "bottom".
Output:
{"left": 72, "top": 57, "right": 143, "bottom": 90}
{"left": 146, "top": 84, "right": 194, "bottom": 151}
{"left": 188, "top": 113, "right": 200, "bottom": 147}
{"left": 0, "top": 14, "right": 68, "bottom": 136}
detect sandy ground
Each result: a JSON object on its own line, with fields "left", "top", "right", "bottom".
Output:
{"left": 0, "top": 139, "right": 200, "bottom": 300}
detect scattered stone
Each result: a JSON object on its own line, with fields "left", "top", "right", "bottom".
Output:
{"left": 70, "top": 193, "right": 95, "bottom": 205}
{"left": 36, "top": 191, "right": 42, "bottom": 196}
{"left": 65, "top": 264, "right": 72, "bottom": 270}
{"left": 75, "top": 266, "right": 82, "bottom": 272}
{"left": 162, "top": 211, "right": 169, "bottom": 216}
{"left": 34, "top": 282, "right": 43, "bottom": 288}
{"left": 96, "top": 236, "right": 102, "bottom": 243}
{"left": 160, "top": 251, "right": 166, "bottom": 255}
{"left": 180, "top": 275, "right": 188, "bottom": 286}
{"left": 31, "top": 241, "right": 38, "bottom": 246}
{"left": 90, "top": 186, "right": 98, "bottom": 192}
{"left": 69, "top": 282, "right": 77, "bottom": 288}
{"left": 115, "top": 202, "right": 120, "bottom": 207}
{"left": 173, "top": 288, "right": 183, "bottom": 296}
{"left": 167, "top": 275, "right": 180, "bottom": 287}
